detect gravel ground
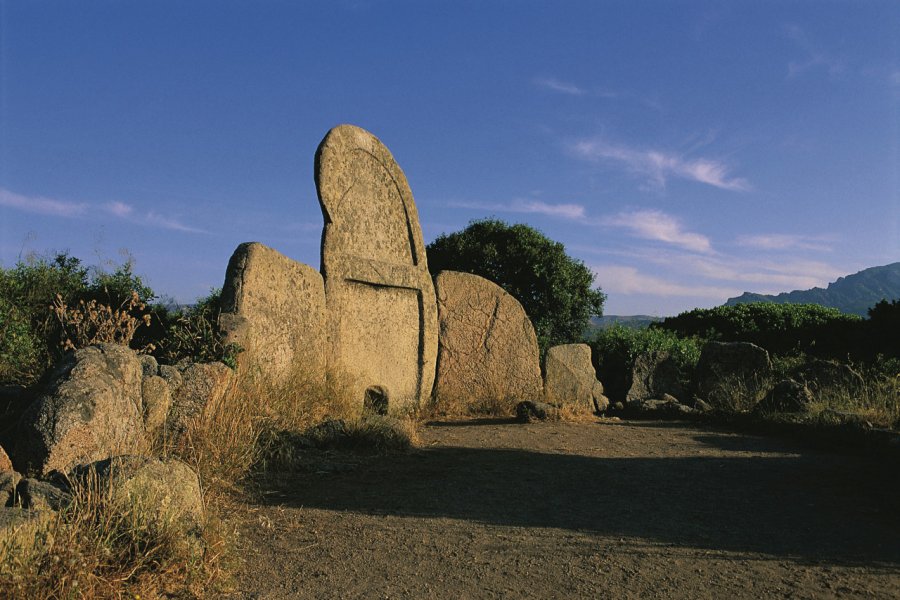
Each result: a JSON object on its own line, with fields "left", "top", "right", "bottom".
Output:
{"left": 223, "top": 419, "right": 900, "bottom": 599}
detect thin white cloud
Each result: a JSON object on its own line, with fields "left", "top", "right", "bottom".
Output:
{"left": 143, "top": 212, "right": 207, "bottom": 234}
{"left": 104, "top": 201, "right": 134, "bottom": 218}
{"left": 784, "top": 24, "right": 845, "bottom": 79}
{"left": 0, "top": 188, "right": 205, "bottom": 233}
{"left": 603, "top": 209, "right": 712, "bottom": 253}
{"left": 571, "top": 139, "right": 750, "bottom": 191}
{"left": 591, "top": 265, "right": 738, "bottom": 299}
{"left": 736, "top": 233, "right": 834, "bottom": 252}
{"left": 449, "top": 199, "right": 586, "bottom": 220}
{"left": 0, "top": 188, "right": 87, "bottom": 217}
{"left": 533, "top": 77, "right": 586, "bottom": 96}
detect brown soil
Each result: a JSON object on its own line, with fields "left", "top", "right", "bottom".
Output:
{"left": 222, "top": 419, "right": 900, "bottom": 599}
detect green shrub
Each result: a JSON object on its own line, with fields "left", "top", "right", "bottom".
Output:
{"left": 588, "top": 325, "right": 702, "bottom": 402}
{"left": 427, "top": 219, "right": 605, "bottom": 352}
{"left": 0, "top": 297, "right": 43, "bottom": 385}
{"left": 654, "top": 302, "right": 861, "bottom": 358}
{"left": 156, "top": 289, "right": 242, "bottom": 369}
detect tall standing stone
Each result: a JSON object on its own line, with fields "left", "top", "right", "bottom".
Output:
{"left": 433, "top": 271, "right": 542, "bottom": 408}
{"left": 219, "top": 242, "right": 326, "bottom": 388}
{"left": 315, "top": 125, "right": 438, "bottom": 411}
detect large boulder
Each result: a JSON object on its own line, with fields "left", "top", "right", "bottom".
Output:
{"left": 219, "top": 242, "right": 326, "bottom": 389}
{"left": 14, "top": 344, "right": 145, "bottom": 475}
{"left": 432, "top": 271, "right": 543, "bottom": 408}
{"left": 543, "top": 344, "right": 608, "bottom": 413}
{"left": 166, "top": 362, "right": 233, "bottom": 437}
{"left": 695, "top": 341, "right": 772, "bottom": 409}
{"left": 626, "top": 351, "right": 684, "bottom": 404}
{"left": 316, "top": 124, "right": 439, "bottom": 411}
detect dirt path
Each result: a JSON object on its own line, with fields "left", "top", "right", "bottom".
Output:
{"left": 223, "top": 420, "right": 900, "bottom": 599}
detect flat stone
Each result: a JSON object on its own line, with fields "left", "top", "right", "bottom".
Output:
{"left": 433, "top": 271, "right": 542, "bottom": 408}
{"left": 316, "top": 124, "right": 438, "bottom": 411}
{"left": 220, "top": 242, "right": 326, "bottom": 389}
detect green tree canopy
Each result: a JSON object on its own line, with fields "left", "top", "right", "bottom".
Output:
{"left": 426, "top": 219, "right": 605, "bottom": 351}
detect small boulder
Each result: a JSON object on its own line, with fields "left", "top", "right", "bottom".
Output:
{"left": 0, "top": 507, "right": 52, "bottom": 544}
{"left": 627, "top": 396, "right": 695, "bottom": 418}
{"left": 695, "top": 341, "right": 772, "bottom": 409}
{"left": 140, "top": 354, "right": 159, "bottom": 378}
{"left": 16, "top": 477, "right": 71, "bottom": 512}
{"left": 1, "top": 470, "right": 21, "bottom": 506}
{"left": 515, "top": 400, "right": 558, "bottom": 423}
{"left": 543, "top": 344, "right": 608, "bottom": 413}
{"left": 141, "top": 375, "right": 172, "bottom": 433}
{"left": 14, "top": 344, "right": 146, "bottom": 475}
{"left": 85, "top": 455, "right": 205, "bottom": 555}
{"left": 158, "top": 364, "right": 183, "bottom": 391}
{"left": 755, "top": 379, "right": 814, "bottom": 414}
{"left": 626, "top": 351, "right": 684, "bottom": 404}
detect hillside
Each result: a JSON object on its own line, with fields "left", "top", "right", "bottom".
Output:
{"left": 588, "top": 315, "right": 661, "bottom": 330}
{"left": 725, "top": 262, "right": 900, "bottom": 316}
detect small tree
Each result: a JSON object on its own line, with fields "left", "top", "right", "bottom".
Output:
{"left": 426, "top": 219, "right": 605, "bottom": 351}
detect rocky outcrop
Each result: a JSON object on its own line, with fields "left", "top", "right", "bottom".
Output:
{"left": 626, "top": 351, "right": 684, "bottom": 404}
{"left": 543, "top": 344, "right": 608, "bottom": 413}
{"left": 695, "top": 341, "right": 772, "bottom": 408}
{"left": 432, "top": 271, "right": 543, "bottom": 409}
{"left": 316, "top": 124, "right": 439, "bottom": 412}
{"left": 219, "top": 242, "right": 326, "bottom": 388}
{"left": 14, "top": 344, "right": 146, "bottom": 475}
{"left": 16, "top": 477, "right": 71, "bottom": 511}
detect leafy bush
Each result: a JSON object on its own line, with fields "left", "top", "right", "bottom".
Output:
{"left": 588, "top": 325, "right": 702, "bottom": 402}
{"left": 0, "top": 253, "right": 159, "bottom": 385}
{"left": 654, "top": 302, "right": 861, "bottom": 358}
{"left": 427, "top": 219, "right": 605, "bottom": 351}
{"left": 155, "top": 288, "right": 242, "bottom": 369}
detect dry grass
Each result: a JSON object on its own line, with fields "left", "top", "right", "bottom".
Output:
{"left": 51, "top": 290, "right": 152, "bottom": 352}
{"left": 0, "top": 468, "right": 216, "bottom": 600}
{"left": 806, "top": 370, "right": 900, "bottom": 429}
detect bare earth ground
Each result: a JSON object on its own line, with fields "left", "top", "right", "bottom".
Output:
{"left": 222, "top": 420, "right": 900, "bottom": 599}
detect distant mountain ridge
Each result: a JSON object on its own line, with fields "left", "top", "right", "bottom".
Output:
{"left": 589, "top": 315, "right": 661, "bottom": 330}
{"left": 725, "top": 262, "right": 900, "bottom": 316}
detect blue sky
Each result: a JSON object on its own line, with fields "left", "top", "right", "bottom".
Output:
{"left": 1, "top": 1, "right": 898, "bottom": 315}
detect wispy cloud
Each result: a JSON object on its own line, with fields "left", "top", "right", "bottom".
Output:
{"left": 736, "top": 233, "right": 834, "bottom": 252}
{"left": 602, "top": 209, "right": 713, "bottom": 253}
{"left": 449, "top": 199, "right": 586, "bottom": 220}
{"left": 591, "top": 265, "right": 738, "bottom": 299}
{"left": 1, "top": 188, "right": 205, "bottom": 233}
{"left": 0, "top": 188, "right": 87, "bottom": 218}
{"left": 571, "top": 138, "right": 750, "bottom": 191}
{"left": 533, "top": 77, "right": 586, "bottom": 96}
{"left": 784, "top": 24, "right": 846, "bottom": 79}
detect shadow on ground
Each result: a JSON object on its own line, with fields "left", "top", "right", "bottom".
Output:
{"left": 253, "top": 421, "right": 900, "bottom": 568}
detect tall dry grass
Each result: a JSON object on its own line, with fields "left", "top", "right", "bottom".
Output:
{"left": 0, "top": 468, "right": 215, "bottom": 599}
